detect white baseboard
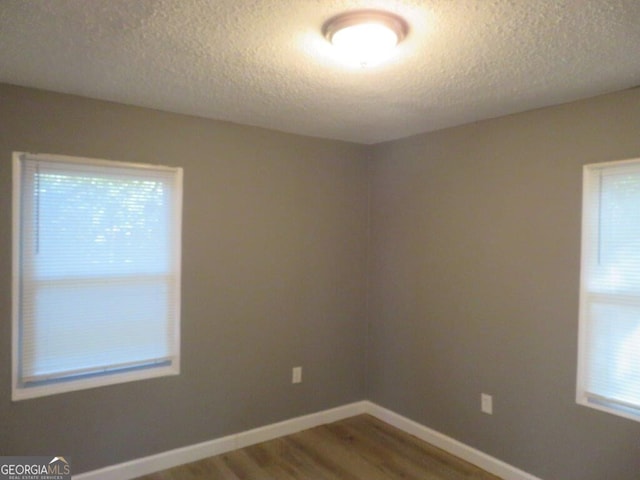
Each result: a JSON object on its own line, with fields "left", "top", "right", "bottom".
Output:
{"left": 364, "top": 401, "right": 542, "bottom": 480}
{"left": 234, "top": 400, "right": 368, "bottom": 450}
{"left": 74, "top": 400, "right": 542, "bottom": 480}
{"left": 73, "top": 401, "right": 369, "bottom": 480}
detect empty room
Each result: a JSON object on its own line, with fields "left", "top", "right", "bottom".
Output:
{"left": 1, "top": 1, "right": 639, "bottom": 479}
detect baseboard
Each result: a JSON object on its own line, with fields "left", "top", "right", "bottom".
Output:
{"left": 73, "top": 401, "right": 369, "bottom": 480}
{"left": 74, "top": 400, "right": 542, "bottom": 480}
{"left": 364, "top": 401, "right": 543, "bottom": 480}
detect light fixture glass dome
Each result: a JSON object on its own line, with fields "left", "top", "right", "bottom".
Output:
{"left": 323, "top": 10, "right": 409, "bottom": 67}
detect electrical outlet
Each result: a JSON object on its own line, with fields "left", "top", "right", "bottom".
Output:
{"left": 292, "top": 366, "right": 302, "bottom": 384}
{"left": 481, "top": 393, "right": 493, "bottom": 415}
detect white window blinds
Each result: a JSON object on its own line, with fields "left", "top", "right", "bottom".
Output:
{"left": 13, "top": 152, "right": 182, "bottom": 400}
{"left": 578, "top": 158, "right": 640, "bottom": 421}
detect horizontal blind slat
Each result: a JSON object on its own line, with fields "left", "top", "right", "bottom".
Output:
{"left": 23, "top": 356, "right": 175, "bottom": 384}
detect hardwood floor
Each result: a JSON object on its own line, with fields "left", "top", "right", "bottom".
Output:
{"left": 135, "top": 414, "right": 502, "bottom": 480}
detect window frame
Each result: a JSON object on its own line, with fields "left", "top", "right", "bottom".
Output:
{"left": 12, "top": 152, "right": 182, "bottom": 401}
{"left": 577, "top": 156, "right": 640, "bottom": 422}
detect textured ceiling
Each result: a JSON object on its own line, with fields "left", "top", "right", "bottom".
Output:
{"left": 1, "top": 0, "right": 639, "bottom": 144}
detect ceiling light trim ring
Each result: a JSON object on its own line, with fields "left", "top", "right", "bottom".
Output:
{"left": 322, "top": 10, "right": 409, "bottom": 45}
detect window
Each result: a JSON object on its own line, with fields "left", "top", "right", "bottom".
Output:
{"left": 577, "top": 157, "right": 640, "bottom": 421}
{"left": 12, "top": 152, "right": 182, "bottom": 400}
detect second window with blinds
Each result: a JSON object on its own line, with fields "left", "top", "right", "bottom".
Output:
{"left": 12, "top": 152, "right": 183, "bottom": 401}
{"left": 578, "top": 157, "right": 640, "bottom": 422}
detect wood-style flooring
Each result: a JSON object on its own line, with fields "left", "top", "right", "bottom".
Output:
{"left": 135, "top": 414, "right": 502, "bottom": 480}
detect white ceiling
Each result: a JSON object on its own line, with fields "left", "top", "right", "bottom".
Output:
{"left": 1, "top": 0, "right": 639, "bottom": 144}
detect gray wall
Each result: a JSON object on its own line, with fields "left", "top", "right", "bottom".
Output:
{"left": 368, "top": 88, "right": 640, "bottom": 480}
{"left": 0, "top": 84, "right": 369, "bottom": 473}
{"left": 3, "top": 82, "right": 640, "bottom": 480}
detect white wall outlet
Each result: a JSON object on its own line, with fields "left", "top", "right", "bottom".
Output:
{"left": 481, "top": 393, "right": 493, "bottom": 415}
{"left": 292, "top": 366, "right": 302, "bottom": 384}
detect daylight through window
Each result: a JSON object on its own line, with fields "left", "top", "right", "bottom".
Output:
{"left": 12, "top": 152, "right": 182, "bottom": 400}
{"left": 577, "top": 157, "right": 640, "bottom": 422}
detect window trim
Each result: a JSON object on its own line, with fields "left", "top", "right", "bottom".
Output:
{"left": 576, "top": 156, "right": 640, "bottom": 422}
{"left": 12, "top": 152, "right": 182, "bottom": 401}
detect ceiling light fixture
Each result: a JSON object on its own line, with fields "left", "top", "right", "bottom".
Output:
{"left": 323, "top": 10, "right": 409, "bottom": 67}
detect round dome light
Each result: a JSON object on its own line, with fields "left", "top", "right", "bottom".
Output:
{"left": 323, "top": 10, "right": 409, "bottom": 67}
